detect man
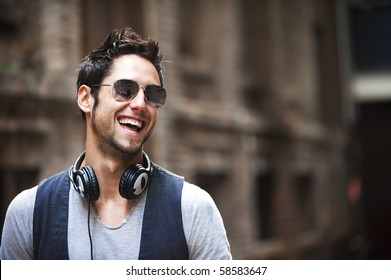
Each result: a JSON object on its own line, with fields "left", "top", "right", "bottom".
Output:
{"left": 0, "top": 27, "right": 231, "bottom": 260}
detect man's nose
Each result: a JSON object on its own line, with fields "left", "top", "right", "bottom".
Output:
{"left": 129, "top": 88, "right": 147, "bottom": 110}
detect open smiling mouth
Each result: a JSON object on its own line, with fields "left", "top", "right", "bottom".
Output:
{"left": 118, "top": 117, "right": 144, "bottom": 133}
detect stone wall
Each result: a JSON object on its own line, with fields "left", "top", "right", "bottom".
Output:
{"left": 0, "top": 0, "right": 352, "bottom": 259}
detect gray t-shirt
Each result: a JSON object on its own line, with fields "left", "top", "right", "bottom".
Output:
{"left": 0, "top": 180, "right": 231, "bottom": 260}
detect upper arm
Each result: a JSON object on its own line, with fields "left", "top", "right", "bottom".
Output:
{"left": 181, "top": 182, "right": 232, "bottom": 260}
{"left": 0, "top": 187, "right": 37, "bottom": 260}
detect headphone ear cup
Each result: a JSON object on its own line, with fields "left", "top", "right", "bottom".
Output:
{"left": 75, "top": 166, "right": 100, "bottom": 202}
{"left": 119, "top": 164, "right": 150, "bottom": 200}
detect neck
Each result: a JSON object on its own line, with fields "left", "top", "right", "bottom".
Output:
{"left": 82, "top": 146, "right": 143, "bottom": 199}
{"left": 83, "top": 148, "right": 140, "bottom": 226}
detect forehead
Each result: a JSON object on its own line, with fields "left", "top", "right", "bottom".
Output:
{"left": 108, "top": 54, "right": 160, "bottom": 85}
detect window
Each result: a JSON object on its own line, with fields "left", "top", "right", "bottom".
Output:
{"left": 350, "top": 5, "right": 391, "bottom": 72}
{"left": 81, "top": 0, "right": 144, "bottom": 56}
{"left": 294, "top": 173, "right": 315, "bottom": 232}
{"left": 194, "top": 171, "right": 227, "bottom": 210}
{"left": 255, "top": 171, "right": 276, "bottom": 240}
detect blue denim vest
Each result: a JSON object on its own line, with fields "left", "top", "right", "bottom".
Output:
{"left": 33, "top": 163, "right": 189, "bottom": 259}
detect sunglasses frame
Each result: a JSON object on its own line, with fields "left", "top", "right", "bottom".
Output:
{"left": 91, "top": 79, "right": 167, "bottom": 108}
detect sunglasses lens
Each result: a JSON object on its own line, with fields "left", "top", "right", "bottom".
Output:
{"left": 113, "top": 80, "right": 139, "bottom": 102}
{"left": 145, "top": 85, "right": 167, "bottom": 108}
{"left": 112, "top": 79, "right": 166, "bottom": 107}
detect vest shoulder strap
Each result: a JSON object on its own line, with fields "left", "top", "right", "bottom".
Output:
{"left": 33, "top": 171, "right": 70, "bottom": 259}
{"left": 138, "top": 163, "right": 189, "bottom": 260}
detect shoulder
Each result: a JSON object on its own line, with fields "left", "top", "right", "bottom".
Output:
{"left": 151, "top": 162, "right": 184, "bottom": 181}
{"left": 181, "top": 181, "right": 223, "bottom": 224}
{"left": 7, "top": 186, "right": 38, "bottom": 216}
{"left": 5, "top": 170, "right": 68, "bottom": 227}
{"left": 151, "top": 163, "right": 215, "bottom": 208}
{"left": 4, "top": 185, "right": 38, "bottom": 232}
{"left": 150, "top": 163, "right": 215, "bottom": 210}
{"left": 36, "top": 170, "right": 69, "bottom": 192}
{"left": 150, "top": 163, "right": 184, "bottom": 196}
{"left": 182, "top": 182, "right": 216, "bottom": 212}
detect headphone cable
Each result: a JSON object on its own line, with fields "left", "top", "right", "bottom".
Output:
{"left": 88, "top": 200, "right": 94, "bottom": 260}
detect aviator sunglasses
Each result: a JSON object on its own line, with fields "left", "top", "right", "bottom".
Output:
{"left": 91, "top": 79, "right": 167, "bottom": 108}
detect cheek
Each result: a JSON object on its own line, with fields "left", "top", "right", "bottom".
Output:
{"left": 91, "top": 102, "right": 117, "bottom": 131}
{"left": 93, "top": 95, "right": 123, "bottom": 117}
{"left": 148, "top": 109, "right": 158, "bottom": 125}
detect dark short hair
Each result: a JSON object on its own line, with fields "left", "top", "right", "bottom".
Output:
{"left": 76, "top": 27, "right": 163, "bottom": 119}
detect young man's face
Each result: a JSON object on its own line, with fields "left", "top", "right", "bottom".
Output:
{"left": 89, "top": 54, "right": 161, "bottom": 157}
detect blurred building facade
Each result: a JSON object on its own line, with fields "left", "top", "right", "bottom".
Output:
{"left": 1, "top": 0, "right": 388, "bottom": 259}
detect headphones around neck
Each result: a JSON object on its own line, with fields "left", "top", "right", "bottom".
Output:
{"left": 68, "top": 151, "right": 152, "bottom": 201}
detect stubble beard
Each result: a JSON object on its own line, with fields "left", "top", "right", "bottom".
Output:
{"left": 90, "top": 107, "right": 154, "bottom": 159}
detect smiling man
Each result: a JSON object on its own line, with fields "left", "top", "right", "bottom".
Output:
{"left": 0, "top": 27, "right": 232, "bottom": 260}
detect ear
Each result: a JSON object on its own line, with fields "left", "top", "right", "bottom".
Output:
{"left": 77, "top": 85, "right": 94, "bottom": 115}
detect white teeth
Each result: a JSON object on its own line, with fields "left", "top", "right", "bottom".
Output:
{"left": 119, "top": 118, "right": 142, "bottom": 128}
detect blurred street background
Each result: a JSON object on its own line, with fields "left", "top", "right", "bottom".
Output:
{"left": 1, "top": 0, "right": 390, "bottom": 259}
